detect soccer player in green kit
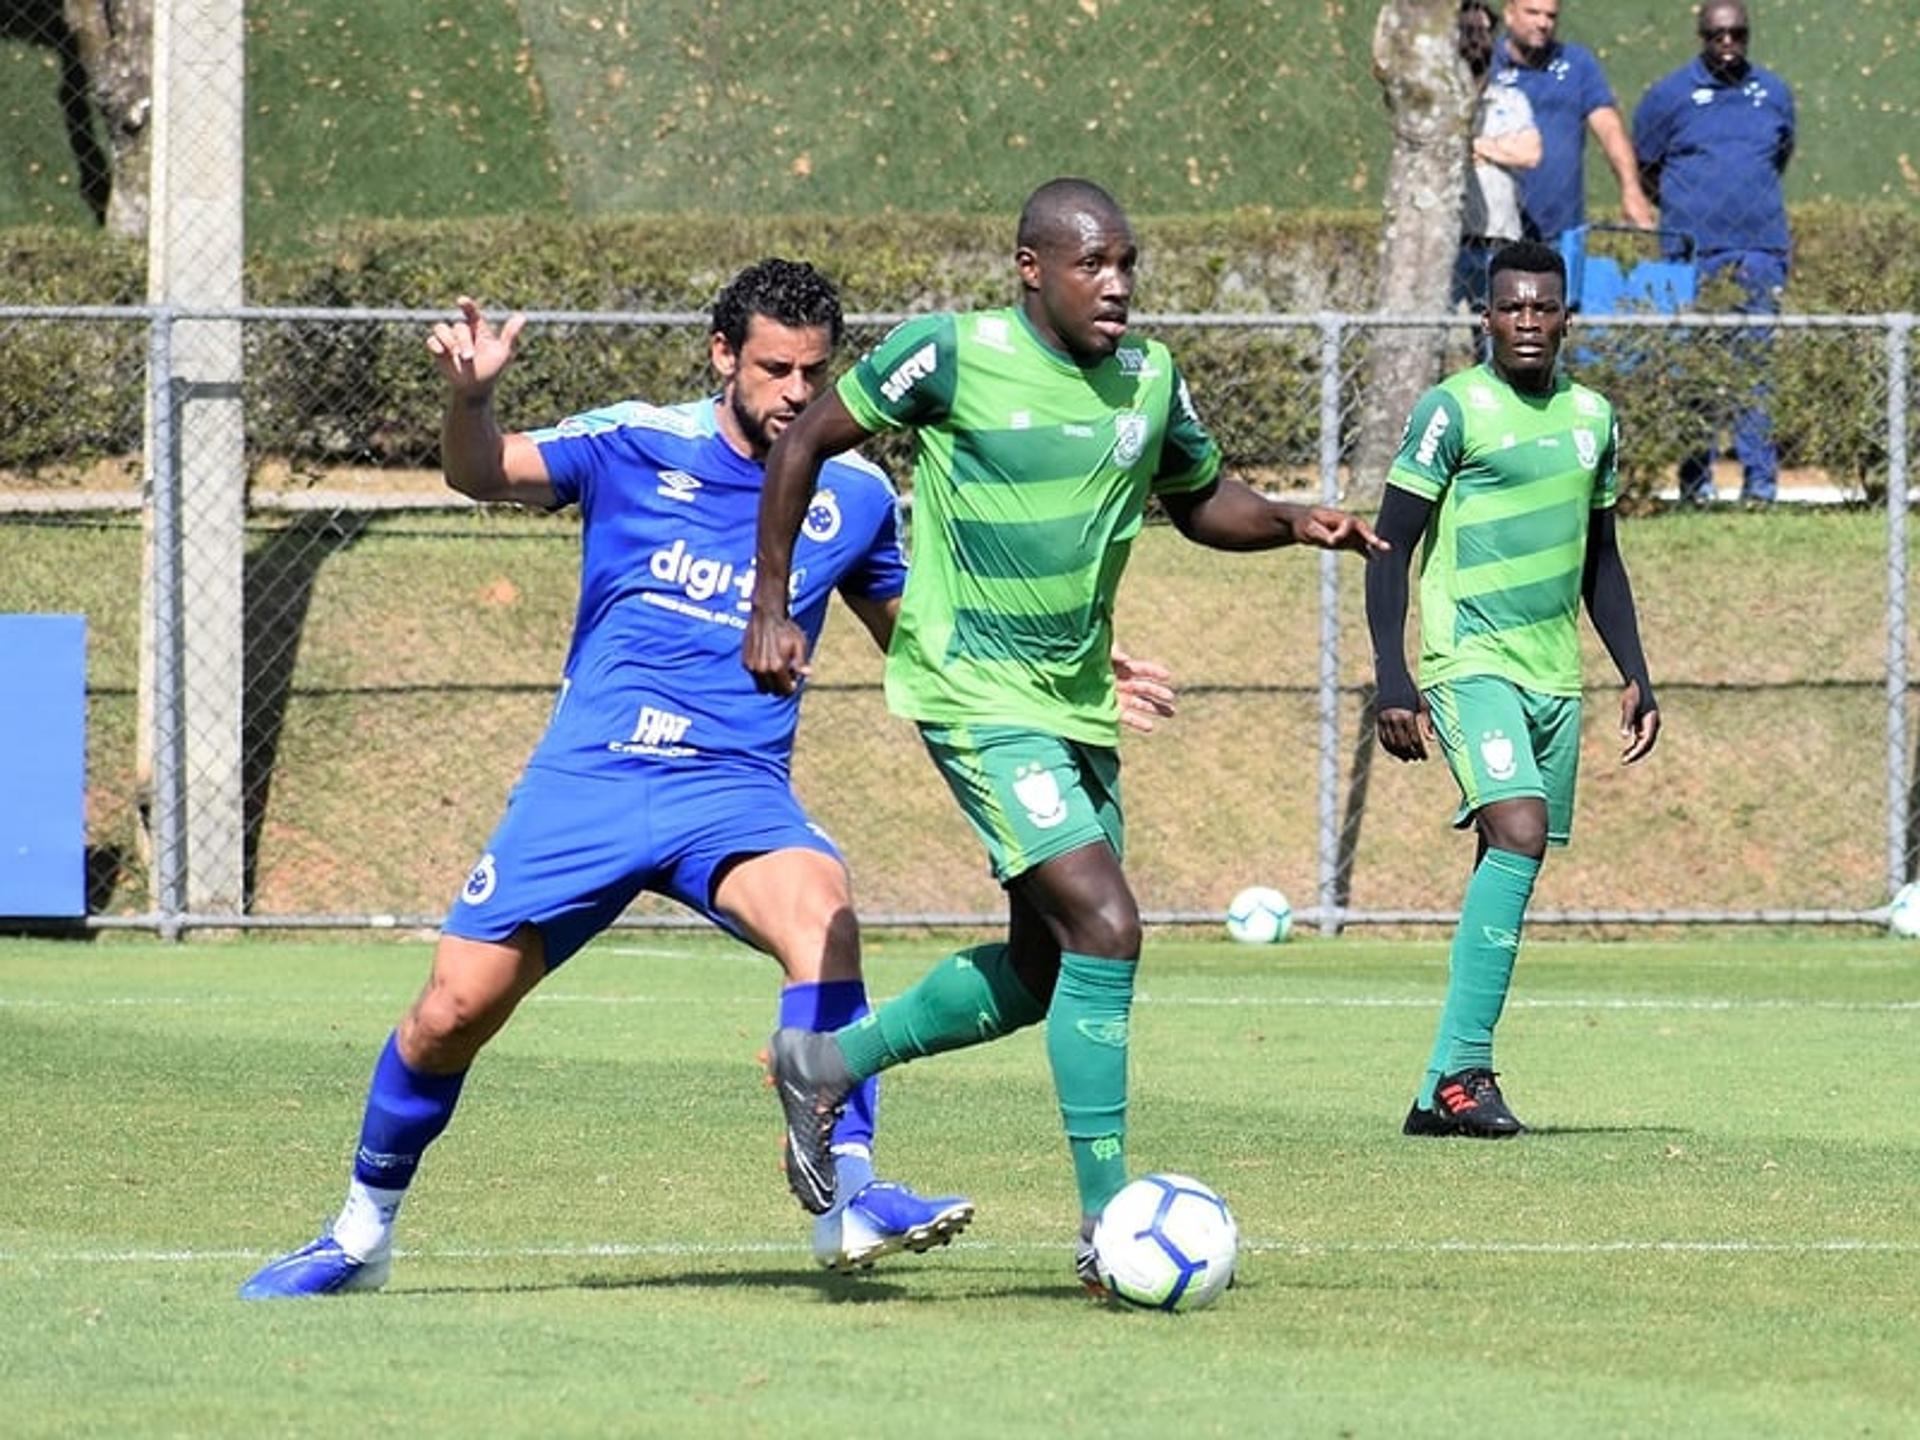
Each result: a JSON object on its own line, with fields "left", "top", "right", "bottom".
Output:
{"left": 1366, "top": 240, "right": 1660, "bottom": 1138}
{"left": 743, "top": 176, "right": 1385, "bottom": 1288}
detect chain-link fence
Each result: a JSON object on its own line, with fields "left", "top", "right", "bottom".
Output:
{"left": 2, "top": 1, "right": 1917, "bottom": 933}
{"left": 0, "top": 303, "right": 1914, "bottom": 933}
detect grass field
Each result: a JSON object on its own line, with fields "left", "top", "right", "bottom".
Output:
{"left": 4, "top": 1, "right": 1916, "bottom": 241}
{"left": 6, "top": 930, "right": 1919, "bottom": 1436}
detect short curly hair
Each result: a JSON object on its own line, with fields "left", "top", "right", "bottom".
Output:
{"left": 711, "top": 258, "right": 843, "bottom": 352}
{"left": 1488, "top": 239, "right": 1567, "bottom": 291}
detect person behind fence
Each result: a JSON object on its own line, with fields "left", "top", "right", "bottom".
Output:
{"left": 1455, "top": 0, "right": 1542, "bottom": 313}
{"left": 1633, "top": 0, "right": 1795, "bottom": 506}
{"left": 1493, "top": 0, "right": 1653, "bottom": 242}
{"left": 1365, "top": 240, "right": 1660, "bottom": 1140}
{"left": 742, "top": 177, "right": 1386, "bottom": 1292}
{"left": 236, "top": 259, "right": 1176, "bottom": 1299}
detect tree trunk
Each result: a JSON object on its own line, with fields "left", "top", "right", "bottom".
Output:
{"left": 64, "top": 0, "right": 153, "bottom": 238}
{"left": 1349, "top": 0, "right": 1475, "bottom": 507}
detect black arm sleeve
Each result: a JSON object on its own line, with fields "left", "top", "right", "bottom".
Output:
{"left": 1581, "top": 506, "right": 1657, "bottom": 716}
{"left": 1363, "top": 486, "right": 1436, "bottom": 714}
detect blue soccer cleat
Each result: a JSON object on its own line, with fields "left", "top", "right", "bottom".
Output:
{"left": 811, "top": 1180, "right": 974, "bottom": 1272}
{"left": 238, "top": 1232, "right": 391, "bottom": 1300}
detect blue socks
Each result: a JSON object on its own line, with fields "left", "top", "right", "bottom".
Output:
{"left": 352, "top": 1031, "right": 468, "bottom": 1191}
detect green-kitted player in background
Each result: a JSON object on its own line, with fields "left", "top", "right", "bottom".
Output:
{"left": 744, "top": 176, "right": 1385, "bottom": 1288}
{"left": 1366, "top": 239, "right": 1661, "bottom": 1138}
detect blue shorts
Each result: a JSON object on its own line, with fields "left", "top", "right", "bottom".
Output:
{"left": 443, "top": 763, "right": 842, "bottom": 968}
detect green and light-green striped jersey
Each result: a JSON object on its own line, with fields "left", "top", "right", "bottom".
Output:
{"left": 1386, "top": 363, "right": 1618, "bottom": 696}
{"left": 839, "top": 306, "right": 1222, "bottom": 743}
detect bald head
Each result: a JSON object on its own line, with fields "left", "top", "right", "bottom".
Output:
{"left": 1016, "top": 178, "right": 1127, "bottom": 251}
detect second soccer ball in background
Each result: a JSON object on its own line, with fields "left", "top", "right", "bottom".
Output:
{"left": 1225, "top": 885, "right": 1291, "bottom": 944}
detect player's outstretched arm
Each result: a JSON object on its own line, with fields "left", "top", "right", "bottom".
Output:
{"left": 1160, "top": 477, "right": 1388, "bottom": 555}
{"left": 745, "top": 391, "right": 873, "bottom": 696}
{"left": 1582, "top": 507, "right": 1659, "bottom": 764}
{"left": 427, "top": 296, "right": 555, "bottom": 508}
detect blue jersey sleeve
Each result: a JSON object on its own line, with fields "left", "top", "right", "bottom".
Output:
{"left": 530, "top": 399, "right": 715, "bottom": 511}
{"left": 1571, "top": 44, "right": 1616, "bottom": 117}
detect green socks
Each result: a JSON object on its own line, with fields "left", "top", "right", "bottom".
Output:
{"left": 1046, "top": 951, "right": 1136, "bottom": 1218}
{"left": 831, "top": 943, "right": 1138, "bottom": 1219}
{"left": 1419, "top": 847, "right": 1541, "bottom": 1107}
{"left": 835, "top": 943, "right": 1046, "bottom": 1079}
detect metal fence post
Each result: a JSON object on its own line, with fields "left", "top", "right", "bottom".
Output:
{"left": 1888, "top": 314, "right": 1914, "bottom": 901}
{"left": 147, "top": 308, "right": 187, "bottom": 938}
{"left": 1316, "top": 314, "right": 1345, "bottom": 935}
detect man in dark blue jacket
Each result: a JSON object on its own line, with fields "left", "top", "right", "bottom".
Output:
{"left": 1634, "top": 0, "right": 1796, "bottom": 503}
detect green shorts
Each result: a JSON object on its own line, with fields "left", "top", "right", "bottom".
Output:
{"left": 1424, "top": 674, "right": 1582, "bottom": 846}
{"left": 917, "top": 722, "right": 1124, "bottom": 884}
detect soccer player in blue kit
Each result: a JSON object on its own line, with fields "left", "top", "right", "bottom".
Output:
{"left": 240, "top": 260, "right": 1177, "bottom": 1297}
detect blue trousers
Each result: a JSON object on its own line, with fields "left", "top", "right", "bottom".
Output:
{"left": 1679, "top": 249, "right": 1789, "bottom": 503}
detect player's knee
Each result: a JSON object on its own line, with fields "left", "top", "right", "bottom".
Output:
{"left": 403, "top": 977, "right": 516, "bottom": 1064}
{"left": 1067, "top": 891, "right": 1142, "bottom": 960}
{"left": 1482, "top": 802, "right": 1548, "bottom": 859}
{"left": 768, "top": 892, "right": 861, "bottom": 984}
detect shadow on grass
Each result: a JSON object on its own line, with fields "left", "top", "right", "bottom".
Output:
{"left": 397, "top": 1261, "right": 1098, "bottom": 1305}
{"left": 1520, "top": 1124, "right": 1694, "bottom": 1138}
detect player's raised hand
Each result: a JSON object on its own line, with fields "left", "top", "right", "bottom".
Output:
{"left": 426, "top": 296, "right": 527, "bottom": 398}
{"left": 742, "top": 606, "right": 812, "bottom": 697}
{"left": 1618, "top": 680, "right": 1660, "bottom": 764}
{"left": 1290, "top": 505, "right": 1390, "bottom": 555}
{"left": 1111, "top": 646, "right": 1176, "bottom": 734}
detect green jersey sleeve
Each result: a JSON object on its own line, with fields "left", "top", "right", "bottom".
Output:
{"left": 1386, "top": 388, "right": 1466, "bottom": 499}
{"left": 1150, "top": 359, "right": 1224, "bottom": 497}
{"left": 1592, "top": 407, "right": 1620, "bottom": 510}
{"left": 838, "top": 312, "right": 959, "bottom": 433}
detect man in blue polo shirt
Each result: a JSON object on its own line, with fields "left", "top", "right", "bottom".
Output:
{"left": 1634, "top": 0, "right": 1795, "bottom": 504}
{"left": 1493, "top": 0, "right": 1653, "bottom": 242}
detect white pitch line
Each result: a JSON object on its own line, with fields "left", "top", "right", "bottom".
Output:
{"left": 3, "top": 1238, "right": 1917, "bottom": 1268}
{"left": 4, "top": 992, "right": 1919, "bottom": 1014}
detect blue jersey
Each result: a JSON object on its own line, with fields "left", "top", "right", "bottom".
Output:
{"left": 1492, "top": 36, "right": 1617, "bottom": 241}
{"left": 523, "top": 396, "right": 905, "bottom": 781}
{"left": 1633, "top": 58, "right": 1794, "bottom": 256}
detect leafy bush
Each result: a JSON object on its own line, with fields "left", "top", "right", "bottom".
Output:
{"left": 0, "top": 206, "right": 1912, "bottom": 488}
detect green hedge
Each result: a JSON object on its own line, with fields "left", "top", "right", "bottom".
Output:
{"left": 2, "top": 206, "right": 1916, "bottom": 497}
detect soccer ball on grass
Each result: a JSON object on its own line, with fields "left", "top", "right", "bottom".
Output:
{"left": 1888, "top": 881, "right": 1920, "bottom": 937}
{"left": 1225, "top": 885, "right": 1292, "bottom": 944}
{"left": 1091, "top": 1172, "right": 1239, "bottom": 1312}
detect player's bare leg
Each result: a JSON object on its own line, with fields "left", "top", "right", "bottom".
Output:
{"left": 240, "top": 932, "right": 544, "bottom": 1299}
{"left": 720, "top": 848, "right": 972, "bottom": 1264}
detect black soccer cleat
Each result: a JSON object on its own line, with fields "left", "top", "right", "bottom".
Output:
{"left": 765, "top": 1027, "right": 855, "bottom": 1215}
{"left": 1402, "top": 1068, "right": 1525, "bottom": 1139}
{"left": 1075, "top": 1216, "right": 1112, "bottom": 1300}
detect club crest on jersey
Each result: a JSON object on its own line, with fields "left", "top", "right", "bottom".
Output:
{"left": 1479, "top": 729, "right": 1517, "bottom": 782}
{"left": 1114, "top": 411, "right": 1149, "bottom": 465}
{"left": 803, "top": 487, "right": 843, "bottom": 543}
{"left": 1573, "top": 427, "right": 1599, "bottom": 468}
{"left": 460, "top": 853, "right": 498, "bottom": 905}
{"left": 973, "top": 315, "right": 1014, "bottom": 353}
{"left": 1013, "top": 762, "right": 1068, "bottom": 829}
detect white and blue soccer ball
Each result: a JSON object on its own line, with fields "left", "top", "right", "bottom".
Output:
{"left": 1889, "top": 881, "right": 1920, "bottom": 938}
{"left": 1225, "top": 885, "right": 1292, "bottom": 944}
{"left": 1091, "top": 1172, "right": 1240, "bottom": 1312}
